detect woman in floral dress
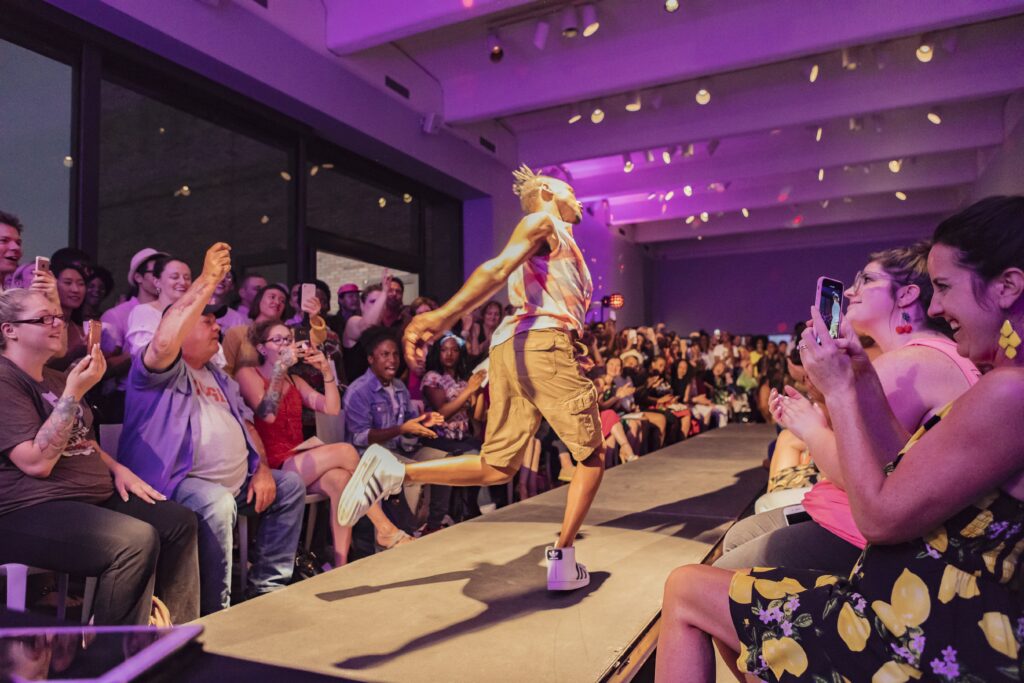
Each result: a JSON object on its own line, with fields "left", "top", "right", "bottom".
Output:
{"left": 656, "top": 196, "right": 1024, "bottom": 682}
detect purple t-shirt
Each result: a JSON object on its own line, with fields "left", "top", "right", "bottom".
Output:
{"left": 0, "top": 356, "right": 113, "bottom": 516}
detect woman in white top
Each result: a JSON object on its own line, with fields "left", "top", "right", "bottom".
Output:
{"left": 125, "top": 257, "right": 191, "bottom": 356}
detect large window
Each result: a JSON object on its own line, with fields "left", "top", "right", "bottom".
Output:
{"left": 0, "top": 38, "right": 72, "bottom": 259}
{"left": 316, "top": 250, "right": 419, "bottom": 312}
{"left": 97, "top": 79, "right": 292, "bottom": 296}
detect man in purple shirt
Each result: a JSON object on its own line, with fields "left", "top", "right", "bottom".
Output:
{"left": 118, "top": 243, "right": 304, "bottom": 615}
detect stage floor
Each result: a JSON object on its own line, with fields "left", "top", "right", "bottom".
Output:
{"left": 195, "top": 424, "right": 773, "bottom": 682}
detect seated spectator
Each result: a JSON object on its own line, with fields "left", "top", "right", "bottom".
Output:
{"left": 344, "top": 326, "right": 452, "bottom": 533}
{"left": 636, "top": 355, "right": 685, "bottom": 444}
{"left": 465, "top": 300, "right": 503, "bottom": 363}
{"left": 222, "top": 283, "right": 288, "bottom": 376}
{"left": 125, "top": 256, "right": 191, "bottom": 356}
{"left": 237, "top": 320, "right": 411, "bottom": 566}
{"left": 46, "top": 262, "right": 89, "bottom": 373}
{"left": 235, "top": 273, "right": 267, "bottom": 319}
{"left": 82, "top": 265, "right": 114, "bottom": 320}
{"left": 100, "top": 248, "right": 166, "bottom": 361}
{"left": 342, "top": 272, "right": 401, "bottom": 382}
{"left": 593, "top": 375, "right": 638, "bottom": 464}
{"left": 715, "top": 241, "right": 979, "bottom": 574}
{"left": 118, "top": 243, "right": 304, "bottom": 615}
{"left": 0, "top": 287, "right": 199, "bottom": 625}
{"left": 421, "top": 333, "right": 487, "bottom": 523}
{"left": 657, "top": 196, "right": 1024, "bottom": 682}
{"left": 210, "top": 268, "right": 248, "bottom": 330}
{"left": 0, "top": 211, "right": 24, "bottom": 293}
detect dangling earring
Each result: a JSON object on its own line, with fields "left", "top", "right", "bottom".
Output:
{"left": 896, "top": 311, "right": 913, "bottom": 335}
{"left": 999, "top": 320, "right": 1021, "bottom": 359}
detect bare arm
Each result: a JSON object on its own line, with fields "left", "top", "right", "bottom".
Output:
{"left": 143, "top": 243, "right": 231, "bottom": 373}
{"left": 423, "top": 377, "right": 482, "bottom": 420}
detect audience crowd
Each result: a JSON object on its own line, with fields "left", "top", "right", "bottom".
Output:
{"left": 2, "top": 196, "right": 1024, "bottom": 682}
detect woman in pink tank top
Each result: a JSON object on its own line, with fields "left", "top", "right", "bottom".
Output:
{"left": 715, "top": 242, "right": 979, "bottom": 572}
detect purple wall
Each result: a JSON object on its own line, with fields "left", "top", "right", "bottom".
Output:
{"left": 574, "top": 216, "right": 649, "bottom": 328}
{"left": 650, "top": 238, "right": 923, "bottom": 336}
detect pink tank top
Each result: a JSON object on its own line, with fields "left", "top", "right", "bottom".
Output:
{"left": 490, "top": 219, "right": 593, "bottom": 349}
{"left": 802, "top": 337, "right": 980, "bottom": 548}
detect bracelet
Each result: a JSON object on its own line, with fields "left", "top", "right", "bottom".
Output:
{"left": 324, "top": 377, "right": 336, "bottom": 384}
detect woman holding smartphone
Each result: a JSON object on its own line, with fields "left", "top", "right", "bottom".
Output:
{"left": 657, "top": 200, "right": 1024, "bottom": 681}
{"left": 716, "top": 241, "right": 979, "bottom": 575}
{"left": 236, "top": 320, "right": 412, "bottom": 567}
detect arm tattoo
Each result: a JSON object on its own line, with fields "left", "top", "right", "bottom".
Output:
{"left": 255, "top": 364, "right": 289, "bottom": 419}
{"left": 34, "top": 395, "right": 78, "bottom": 460}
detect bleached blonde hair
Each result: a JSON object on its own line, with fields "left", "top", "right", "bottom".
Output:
{"left": 512, "top": 164, "right": 548, "bottom": 212}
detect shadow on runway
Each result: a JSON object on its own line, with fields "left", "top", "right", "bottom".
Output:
{"left": 318, "top": 543, "right": 608, "bottom": 671}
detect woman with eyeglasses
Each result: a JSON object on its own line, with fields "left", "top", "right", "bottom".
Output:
{"left": 714, "top": 241, "right": 980, "bottom": 578}
{"left": 125, "top": 256, "right": 192, "bottom": 357}
{"left": 236, "top": 320, "right": 412, "bottom": 566}
{"left": 0, "top": 288, "right": 199, "bottom": 625}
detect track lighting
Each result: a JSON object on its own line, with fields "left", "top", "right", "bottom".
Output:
{"left": 927, "top": 108, "right": 942, "bottom": 125}
{"left": 695, "top": 81, "right": 711, "bottom": 105}
{"left": 487, "top": 32, "right": 503, "bottom": 63}
{"left": 625, "top": 92, "right": 642, "bottom": 113}
{"left": 561, "top": 6, "right": 579, "bottom": 37}
{"left": 590, "top": 106, "right": 605, "bottom": 124}
{"left": 645, "top": 150, "right": 655, "bottom": 164}
{"left": 664, "top": 0, "right": 680, "bottom": 12}
{"left": 683, "top": 185, "right": 693, "bottom": 197}
{"left": 841, "top": 47, "right": 858, "bottom": 71}
{"left": 888, "top": 159, "right": 902, "bottom": 173}
{"left": 916, "top": 34, "right": 935, "bottom": 63}
{"left": 581, "top": 4, "right": 599, "bottom": 37}
{"left": 568, "top": 106, "right": 582, "bottom": 124}
{"left": 895, "top": 191, "right": 908, "bottom": 201}
{"left": 807, "top": 63, "right": 819, "bottom": 83}
{"left": 622, "top": 153, "right": 634, "bottom": 173}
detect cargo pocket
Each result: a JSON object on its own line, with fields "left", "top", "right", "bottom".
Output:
{"left": 513, "top": 335, "right": 559, "bottom": 381}
{"left": 561, "top": 384, "right": 599, "bottom": 456}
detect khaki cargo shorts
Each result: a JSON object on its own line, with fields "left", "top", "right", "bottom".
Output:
{"left": 480, "top": 328, "right": 602, "bottom": 469}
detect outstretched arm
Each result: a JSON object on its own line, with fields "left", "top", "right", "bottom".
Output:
{"left": 143, "top": 243, "right": 231, "bottom": 373}
{"left": 404, "top": 212, "right": 556, "bottom": 367}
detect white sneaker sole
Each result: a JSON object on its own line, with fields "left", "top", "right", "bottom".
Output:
{"left": 337, "top": 448, "right": 388, "bottom": 526}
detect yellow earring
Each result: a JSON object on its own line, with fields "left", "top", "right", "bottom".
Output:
{"left": 999, "top": 320, "right": 1021, "bottom": 359}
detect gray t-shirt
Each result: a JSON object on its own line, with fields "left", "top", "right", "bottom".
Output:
{"left": 0, "top": 356, "right": 113, "bottom": 516}
{"left": 187, "top": 365, "right": 248, "bottom": 495}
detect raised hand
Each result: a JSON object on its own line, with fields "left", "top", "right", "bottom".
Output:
{"left": 400, "top": 413, "right": 439, "bottom": 439}
{"left": 201, "top": 243, "right": 232, "bottom": 283}
{"left": 403, "top": 309, "right": 447, "bottom": 372}
{"left": 770, "top": 385, "right": 828, "bottom": 442}
{"left": 65, "top": 344, "right": 107, "bottom": 400}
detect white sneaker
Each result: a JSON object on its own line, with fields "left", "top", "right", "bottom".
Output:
{"left": 337, "top": 445, "right": 406, "bottom": 526}
{"left": 546, "top": 546, "right": 590, "bottom": 591}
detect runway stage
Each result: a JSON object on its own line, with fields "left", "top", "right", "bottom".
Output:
{"left": 195, "top": 424, "right": 774, "bottom": 682}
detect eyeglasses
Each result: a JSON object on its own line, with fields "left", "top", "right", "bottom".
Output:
{"left": 9, "top": 314, "right": 66, "bottom": 327}
{"left": 263, "top": 335, "right": 293, "bottom": 346}
{"left": 851, "top": 270, "right": 898, "bottom": 294}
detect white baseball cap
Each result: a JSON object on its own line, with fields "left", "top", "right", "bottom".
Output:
{"left": 128, "top": 247, "right": 168, "bottom": 286}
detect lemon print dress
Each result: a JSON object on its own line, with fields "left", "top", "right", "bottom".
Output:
{"left": 729, "top": 408, "right": 1024, "bottom": 682}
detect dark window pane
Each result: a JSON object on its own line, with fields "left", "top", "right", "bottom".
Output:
{"left": 306, "top": 164, "right": 418, "bottom": 254}
{"left": 97, "top": 80, "right": 290, "bottom": 296}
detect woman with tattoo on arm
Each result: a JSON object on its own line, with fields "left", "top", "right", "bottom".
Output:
{"left": 236, "top": 320, "right": 412, "bottom": 566}
{"left": 0, "top": 288, "right": 199, "bottom": 624}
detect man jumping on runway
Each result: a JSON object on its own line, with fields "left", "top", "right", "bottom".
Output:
{"left": 337, "top": 164, "right": 605, "bottom": 591}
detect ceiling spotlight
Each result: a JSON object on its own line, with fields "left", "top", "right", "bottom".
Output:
{"left": 741, "top": 208, "right": 750, "bottom": 218}
{"left": 590, "top": 107, "right": 605, "bottom": 124}
{"left": 895, "top": 191, "right": 908, "bottom": 201}
{"left": 647, "top": 193, "right": 657, "bottom": 200}
{"left": 815, "top": 126, "right": 823, "bottom": 142}
{"left": 645, "top": 150, "right": 655, "bottom": 164}
{"left": 561, "top": 6, "right": 579, "bottom": 37}
{"left": 683, "top": 185, "right": 693, "bottom": 197}
{"left": 848, "top": 116, "right": 863, "bottom": 132}
{"left": 821, "top": 199, "right": 830, "bottom": 209}
{"left": 378, "top": 197, "right": 387, "bottom": 208}
{"left": 888, "top": 159, "right": 902, "bottom": 173}
{"left": 808, "top": 63, "right": 820, "bottom": 83}
{"left": 682, "top": 143, "right": 695, "bottom": 158}
{"left": 685, "top": 215, "right": 696, "bottom": 224}
{"left": 625, "top": 92, "right": 642, "bottom": 112}
{"left": 927, "top": 109, "right": 942, "bottom": 125}
{"left": 533, "top": 20, "right": 550, "bottom": 50}
{"left": 568, "top": 105, "right": 582, "bottom": 124}
{"left": 915, "top": 35, "right": 935, "bottom": 63}
{"left": 309, "top": 165, "right": 320, "bottom": 176}
{"left": 260, "top": 215, "right": 270, "bottom": 224}
{"left": 664, "top": 0, "right": 680, "bottom": 12}
{"left": 841, "top": 47, "right": 858, "bottom": 71}
{"left": 487, "top": 32, "right": 504, "bottom": 62}
{"left": 403, "top": 193, "right": 413, "bottom": 203}
{"left": 581, "top": 4, "right": 600, "bottom": 37}
{"left": 622, "top": 154, "right": 634, "bottom": 173}
{"left": 662, "top": 149, "right": 672, "bottom": 164}
{"left": 280, "top": 171, "right": 292, "bottom": 181}
{"left": 62, "top": 155, "right": 73, "bottom": 168}
{"left": 818, "top": 168, "right": 825, "bottom": 182}
{"left": 695, "top": 82, "right": 711, "bottom": 105}
{"left": 700, "top": 211, "right": 709, "bottom": 222}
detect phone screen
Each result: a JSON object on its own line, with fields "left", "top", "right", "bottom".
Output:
{"left": 816, "top": 277, "right": 844, "bottom": 339}
{"left": 301, "top": 283, "right": 316, "bottom": 311}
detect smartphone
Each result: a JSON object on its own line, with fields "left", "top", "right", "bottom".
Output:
{"left": 300, "top": 283, "right": 317, "bottom": 311}
{"left": 783, "top": 504, "right": 812, "bottom": 526}
{"left": 815, "top": 276, "right": 844, "bottom": 339}
{"left": 35, "top": 256, "right": 50, "bottom": 273}
{"left": 86, "top": 319, "right": 102, "bottom": 351}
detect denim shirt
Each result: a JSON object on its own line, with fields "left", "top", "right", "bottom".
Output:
{"left": 118, "top": 348, "right": 261, "bottom": 497}
{"left": 343, "top": 369, "right": 417, "bottom": 454}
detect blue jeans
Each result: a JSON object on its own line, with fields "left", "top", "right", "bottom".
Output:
{"left": 172, "top": 469, "right": 305, "bottom": 615}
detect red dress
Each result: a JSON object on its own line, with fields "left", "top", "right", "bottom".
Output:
{"left": 253, "top": 374, "right": 304, "bottom": 470}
